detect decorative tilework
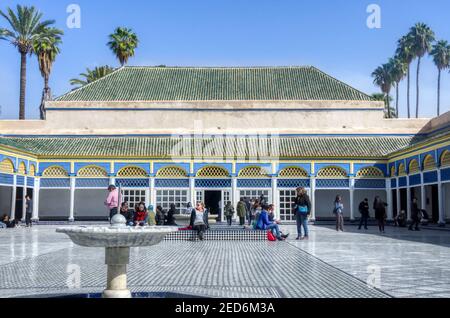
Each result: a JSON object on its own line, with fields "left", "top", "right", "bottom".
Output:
{"left": 237, "top": 179, "right": 272, "bottom": 188}
{"left": 398, "top": 177, "right": 407, "bottom": 187}
{"left": 115, "top": 179, "right": 149, "bottom": 188}
{"left": 16, "top": 176, "right": 25, "bottom": 186}
{"left": 27, "top": 177, "right": 35, "bottom": 188}
{"left": 155, "top": 179, "right": 189, "bottom": 188}
{"left": 40, "top": 178, "right": 70, "bottom": 188}
{"left": 165, "top": 230, "right": 267, "bottom": 241}
{"left": 441, "top": 168, "right": 450, "bottom": 182}
{"left": 391, "top": 178, "right": 397, "bottom": 188}
{"left": 316, "top": 179, "right": 349, "bottom": 188}
{"left": 409, "top": 174, "right": 421, "bottom": 186}
{"left": 0, "top": 173, "right": 13, "bottom": 185}
{"left": 195, "top": 179, "right": 232, "bottom": 188}
{"left": 354, "top": 179, "right": 386, "bottom": 189}
{"left": 423, "top": 171, "right": 438, "bottom": 184}
{"left": 76, "top": 178, "right": 110, "bottom": 188}
{"left": 277, "top": 179, "right": 310, "bottom": 188}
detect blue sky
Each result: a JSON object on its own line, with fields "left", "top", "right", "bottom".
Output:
{"left": 1, "top": 0, "right": 450, "bottom": 119}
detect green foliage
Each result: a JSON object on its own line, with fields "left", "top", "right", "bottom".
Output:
{"left": 107, "top": 27, "right": 139, "bottom": 66}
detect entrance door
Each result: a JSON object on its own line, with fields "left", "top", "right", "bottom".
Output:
{"left": 15, "top": 187, "right": 24, "bottom": 220}
{"left": 400, "top": 188, "right": 407, "bottom": 212}
{"left": 279, "top": 189, "right": 296, "bottom": 221}
{"left": 204, "top": 191, "right": 222, "bottom": 220}
{"left": 392, "top": 189, "right": 398, "bottom": 217}
{"left": 431, "top": 185, "right": 439, "bottom": 223}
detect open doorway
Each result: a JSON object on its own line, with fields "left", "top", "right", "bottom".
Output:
{"left": 204, "top": 191, "right": 222, "bottom": 219}
{"left": 431, "top": 185, "right": 439, "bottom": 223}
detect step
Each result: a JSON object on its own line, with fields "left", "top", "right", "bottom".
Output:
{"left": 164, "top": 230, "right": 267, "bottom": 241}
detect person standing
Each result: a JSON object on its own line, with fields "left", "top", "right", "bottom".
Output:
{"left": 409, "top": 197, "right": 421, "bottom": 231}
{"left": 224, "top": 201, "right": 235, "bottom": 226}
{"left": 25, "top": 195, "right": 33, "bottom": 227}
{"left": 104, "top": 185, "right": 119, "bottom": 222}
{"left": 236, "top": 198, "right": 246, "bottom": 226}
{"left": 358, "top": 198, "right": 370, "bottom": 230}
{"left": 294, "top": 187, "right": 311, "bottom": 240}
{"left": 244, "top": 197, "right": 252, "bottom": 225}
{"left": 334, "top": 195, "right": 344, "bottom": 232}
{"left": 374, "top": 196, "right": 388, "bottom": 233}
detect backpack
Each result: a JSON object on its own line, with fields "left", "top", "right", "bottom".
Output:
{"left": 267, "top": 230, "right": 277, "bottom": 241}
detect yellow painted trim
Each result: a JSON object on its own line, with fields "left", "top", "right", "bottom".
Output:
{"left": 388, "top": 138, "right": 450, "bottom": 162}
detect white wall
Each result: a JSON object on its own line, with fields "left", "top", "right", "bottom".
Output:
{"left": 315, "top": 190, "right": 350, "bottom": 218}
{"left": 39, "top": 189, "right": 70, "bottom": 220}
{"left": 74, "top": 189, "right": 109, "bottom": 220}
{"left": 0, "top": 186, "right": 12, "bottom": 217}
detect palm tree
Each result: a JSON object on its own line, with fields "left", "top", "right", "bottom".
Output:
{"left": 372, "top": 63, "right": 394, "bottom": 118}
{"left": 408, "top": 23, "right": 435, "bottom": 118}
{"left": 430, "top": 40, "right": 450, "bottom": 116}
{"left": 389, "top": 57, "right": 407, "bottom": 118}
{"left": 107, "top": 27, "right": 139, "bottom": 66}
{"left": 70, "top": 66, "right": 116, "bottom": 88}
{"left": 0, "top": 5, "right": 56, "bottom": 119}
{"left": 33, "top": 27, "right": 63, "bottom": 119}
{"left": 396, "top": 35, "right": 415, "bottom": 118}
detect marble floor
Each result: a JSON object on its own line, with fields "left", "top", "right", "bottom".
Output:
{"left": 0, "top": 224, "right": 449, "bottom": 298}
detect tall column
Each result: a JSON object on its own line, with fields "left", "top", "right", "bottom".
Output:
{"left": 406, "top": 177, "right": 412, "bottom": 221}
{"left": 149, "top": 177, "right": 155, "bottom": 207}
{"left": 349, "top": 177, "right": 355, "bottom": 221}
{"left": 386, "top": 178, "right": 393, "bottom": 221}
{"left": 232, "top": 177, "right": 238, "bottom": 208}
{"left": 32, "top": 178, "right": 40, "bottom": 221}
{"left": 21, "top": 177, "right": 27, "bottom": 222}
{"left": 396, "top": 177, "right": 401, "bottom": 216}
{"left": 189, "top": 177, "right": 195, "bottom": 205}
{"left": 271, "top": 177, "right": 278, "bottom": 219}
{"left": 69, "top": 177, "right": 76, "bottom": 222}
{"left": 10, "top": 175, "right": 17, "bottom": 221}
{"left": 438, "top": 168, "right": 445, "bottom": 225}
{"left": 310, "top": 177, "right": 316, "bottom": 221}
{"left": 420, "top": 172, "right": 426, "bottom": 211}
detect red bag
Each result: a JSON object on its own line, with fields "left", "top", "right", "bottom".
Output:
{"left": 267, "top": 230, "right": 276, "bottom": 241}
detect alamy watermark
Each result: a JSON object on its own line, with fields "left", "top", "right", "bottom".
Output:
{"left": 367, "top": 264, "right": 381, "bottom": 289}
{"left": 66, "top": 4, "right": 81, "bottom": 29}
{"left": 366, "top": 4, "right": 381, "bottom": 29}
{"left": 66, "top": 264, "right": 81, "bottom": 289}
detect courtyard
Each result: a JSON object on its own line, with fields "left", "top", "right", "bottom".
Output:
{"left": 0, "top": 224, "right": 449, "bottom": 298}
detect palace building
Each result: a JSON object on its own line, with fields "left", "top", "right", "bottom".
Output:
{"left": 0, "top": 66, "right": 449, "bottom": 223}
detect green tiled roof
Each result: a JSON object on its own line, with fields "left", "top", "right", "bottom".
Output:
{"left": 56, "top": 66, "right": 372, "bottom": 102}
{"left": 0, "top": 136, "right": 420, "bottom": 159}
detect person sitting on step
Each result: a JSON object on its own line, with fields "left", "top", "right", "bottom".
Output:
{"left": 189, "top": 202, "right": 209, "bottom": 240}
{"left": 256, "top": 204, "right": 287, "bottom": 241}
{"left": 133, "top": 202, "right": 148, "bottom": 227}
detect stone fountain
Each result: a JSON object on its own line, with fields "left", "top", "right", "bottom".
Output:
{"left": 57, "top": 214, "right": 177, "bottom": 298}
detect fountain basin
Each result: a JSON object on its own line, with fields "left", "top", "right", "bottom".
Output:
{"left": 56, "top": 226, "right": 178, "bottom": 247}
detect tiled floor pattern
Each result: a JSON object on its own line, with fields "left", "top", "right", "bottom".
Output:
{"left": 1, "top": 224, "right": 449, "bottom": 298}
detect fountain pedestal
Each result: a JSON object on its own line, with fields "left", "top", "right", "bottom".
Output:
{"left": 104, "top": 247, "right": 131, "bottom": 298}
{"left": 57, "top": 214, "right": 177, "bottom": 298}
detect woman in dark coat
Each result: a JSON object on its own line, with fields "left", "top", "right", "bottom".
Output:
{"left": 374, "top": 196, "right": 387, "bottom": 233}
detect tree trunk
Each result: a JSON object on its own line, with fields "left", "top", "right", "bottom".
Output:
{"left": 39, "top": 89, "right": 46, "bottom": 120}
{"left": 386, "top": 93, "right": 391, "bottom": 119}
{"left": 416, "top": 57, "right": 421, "bottom": 118}
{"left": 19, "top": 52, "right": 27, "bottom": 120}
{"left": 437, "top": 68, "right": 441, "bottom": 117}
{"left": 407, "top": 67, "right": 411, "bottom": 119}
{"left": 396, "top": 82, "right": 399, "bottom": 118}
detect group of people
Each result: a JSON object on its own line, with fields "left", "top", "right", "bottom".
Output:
{"left": 119, "top": 201, "right": 178, "bottom": 227}
{"left": 0, "top": 194, "right": 34, "bottom": 229}
{"left": 357, "top": 196, "right": 388, "bottom": 233}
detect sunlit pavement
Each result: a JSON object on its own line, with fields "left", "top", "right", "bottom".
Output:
{"left": 0, "top": 224, "right": 449, "bottom": 298}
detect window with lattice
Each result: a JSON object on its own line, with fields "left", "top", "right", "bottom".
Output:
{"left": 197, "top": 166, "right": 230, "bottom": 178}
{"left": 441, "top": 151, "right": 450, "bottom": 167}
{"left": 409, "top": 160, "right": 420, "bottom": 174}
{"left": 18, "top": 162, "right": 26, "bottom": 175}
{"left": 238, "top": 166, "right": 270, "bottom": 178}
{"left": 398, "top": 164, "right": 406, "bottom": 176}
{"left": 316, "top": 166, "right": 347, "bottom": 178}
{"left": 423, "top": 155, "right": 436, "bottom": 171}
{"left": 0, "top": 159, "right": 14, "bottom": 173}
{"left": 117, "top": 166, "right": 148, "bottom": 178}
{"left": 156, "top": 166, "right": 187, "bottom": 178}
{"left": 29, "top": 165, "right": 36, "bottom": 176}
{"left": 78, "top": 165, "right": 108, "bottom": 177}
{"left": 42, "top": 166, "right": 69, "bottom": 177}
{"left": 278, "top": 167, "right": 308, "bottom": 178}
{"left": 356, "top": 167, "right": 384, "bottom": 178}
{"left": 390, "top": 166, "right": 396, "bottom": 177}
